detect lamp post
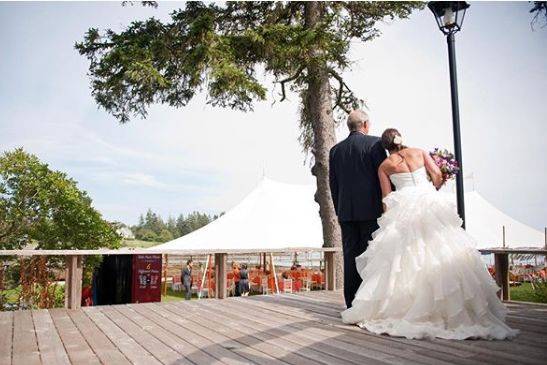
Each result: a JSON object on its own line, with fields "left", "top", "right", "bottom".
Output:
{"left": 428, "top": 1, "right": 470, "bottom": 228}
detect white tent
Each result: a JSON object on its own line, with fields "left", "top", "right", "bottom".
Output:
{"left": 155, "top": 178, "right": 323, "bottom": 250}
{"left": 154, "top": 177, "right": 544, "bottom": 251}
{"left": 462, "top": 191, "right": 543, "bottom": 248}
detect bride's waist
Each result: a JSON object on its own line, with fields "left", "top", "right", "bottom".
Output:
{"left": 393, "top": 183, "right": 435, "bottom": 192}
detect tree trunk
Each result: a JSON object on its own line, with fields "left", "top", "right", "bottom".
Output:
{"left": 304, "top": 1, "right": 344, "bottom": 289}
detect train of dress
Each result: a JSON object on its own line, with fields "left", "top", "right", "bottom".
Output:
{"left": 341, "top": 185, "right": 518, "bottom": 340}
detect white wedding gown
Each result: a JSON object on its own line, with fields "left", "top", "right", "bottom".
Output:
{"left": 341, "top": 167, "right": 518, "bottom": 340}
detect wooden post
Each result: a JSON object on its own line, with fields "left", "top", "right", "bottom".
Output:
{"left": 64, "top": 255, "right": 83, "bottom": 309}
{"left": 494, "top": 253, "right": 509, "bottom": 301}
{"left": 214, "top": 253, "right": 227, "bottom": 299}
{"left": 324, "top": 251, "right": 336, "bottom": 291}
{"left": 162, "top": 254, "right": 168, "bottom": 296}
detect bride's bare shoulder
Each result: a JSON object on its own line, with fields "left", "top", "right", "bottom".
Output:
{"left": 379, "top": 157, "right": 393, "bottom": 171}
{"left": 403, "top": 147, "right": 423, "bottom": 154}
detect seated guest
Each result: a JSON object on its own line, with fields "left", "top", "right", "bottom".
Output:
{"left": 232, "top": 262, "right": 241, "bottom": 296}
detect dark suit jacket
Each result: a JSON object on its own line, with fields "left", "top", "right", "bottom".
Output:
{"left": 182, "top": 267, "right": 192, "bottom": 287}
{"left": 329, "top": 131, "right": 387, "bottom": 222}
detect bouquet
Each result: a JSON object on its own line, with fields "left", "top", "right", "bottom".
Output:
{"left": 430, "top": 148, "right": 460, "bottom": 183}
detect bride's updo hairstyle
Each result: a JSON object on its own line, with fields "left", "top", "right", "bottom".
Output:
{"left": 381, "top": 128, "right": 406, "bottom": 152}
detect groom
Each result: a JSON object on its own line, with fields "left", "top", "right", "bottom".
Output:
{"left": 329, "top": 109, "right": 387, "bottom": 308}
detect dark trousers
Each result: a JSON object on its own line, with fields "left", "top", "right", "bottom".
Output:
{"left": 340, "top": 220, "right": 379, "bottom": 308}
{"left": 183, "top": 283, "right": 192, "bottom": 300}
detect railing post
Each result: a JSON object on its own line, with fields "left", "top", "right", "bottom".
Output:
{"left": 214, "top": 253, "right": 226, "bottom": 299}
{"left": 494, "top": 253, "right": 509, "bottom": 301}
{"left": 162, "top": 254, "right": 168, "bottom": 297}
{"left": 324, "top": 251, "right": 336, "bottom": 291}
{"left": 64, "top": 255, "right": 83, "bottom": 309}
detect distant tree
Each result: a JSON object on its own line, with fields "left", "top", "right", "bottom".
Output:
{"left": 134, "top": 227, "right": 158, "bottom": 242}
{"left": 530, "top": 1, "right": 547, "bottom": 29}
{"left": 175, "top": 213, "right": 187, "bottom": 237}
{"left": 0, "top": 148, "right": 120, "bottom": 250}
{"left": 166, "top": 216, "right": 178, "bottom": 237}
{"left": 142, "top": 209, "right": 165, "bottom": 233}
{"left": 131, "top": 209, "right": 216, "bottom": 242}
{"left": 76, "top": 1, "right": 423, "bottom": 286}
{"left": 158, "top": 228, "right": 174, "bottom": 242}
{"left": 183, "top": 211, "right": 213, "bottom": 235}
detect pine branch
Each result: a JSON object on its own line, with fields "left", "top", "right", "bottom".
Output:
{"left": 278, "top": 66, "right": 305, "bottom": 102}
{"left": 329, "top": 69, "right": 352, "bottom": 114}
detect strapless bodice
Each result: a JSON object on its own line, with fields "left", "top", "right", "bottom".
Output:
{"left": 389, "top": 166, "right": 431, "bottom": 190}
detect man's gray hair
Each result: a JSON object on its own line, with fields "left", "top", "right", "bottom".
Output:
{"left": 347, "top": 109, "right": 369, "bottom": 131}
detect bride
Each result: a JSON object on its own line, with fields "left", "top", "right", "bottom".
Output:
{"left": 341, "top": 128, "right": 518, "bottom": 340}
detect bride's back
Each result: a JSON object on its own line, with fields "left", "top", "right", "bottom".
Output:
{"left": 382, "top": 147, "right": 424, "bottom": 176}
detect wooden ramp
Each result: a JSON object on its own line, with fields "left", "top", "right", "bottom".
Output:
{"left": 1, "top": 290, "right": 546, "bottom": 365}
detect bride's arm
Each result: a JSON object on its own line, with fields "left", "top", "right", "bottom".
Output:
{"left": 423, "top": 150, "right": 443, "bottom": 189}
{"left": 378, "top": 165, "right": 392, "bottom": 211}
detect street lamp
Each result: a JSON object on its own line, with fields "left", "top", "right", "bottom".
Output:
{"left": 428, "top": 1, "right": 470, "bottom": 228}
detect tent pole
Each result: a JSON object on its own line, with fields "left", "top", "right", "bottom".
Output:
{"left": 270, "top": 253, "right": 280, "bottom": 295}
{"left": 199, "top": 254, "right": 210, "bottom": 300}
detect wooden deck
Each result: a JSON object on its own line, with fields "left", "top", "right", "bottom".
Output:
{"left": 1, "top": 291, "right": 546, "bottom": 365}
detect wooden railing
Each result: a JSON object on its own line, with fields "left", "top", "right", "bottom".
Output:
{"left": 2, "top": 246, "right": 544, "bottom": 309}
{"left": 0, "top": 247, "right": 341, "bottom": 309}
{"left": 478, "top": 248, "right": 547, "bottom": 301}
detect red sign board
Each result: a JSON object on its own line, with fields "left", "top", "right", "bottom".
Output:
{"left": 131, "top": 254, "right": 162, "bottom": 303}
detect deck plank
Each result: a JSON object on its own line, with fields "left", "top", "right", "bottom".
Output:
{"left": 99, "top": 305, "right": 185, "bottom": 365}
{"left": 148, "top": 302, "right": 272, "bottom": 365}
{"left": 68, "top": 309, "right": 131, "bottom": 365}
{"left": 32, "top": 310, "right": 70, "bottom": 365}
{"left": 195, "top": 298, "right": 409, "bottom": 365}
{"left": 248, "top": 293, "right": 547, "bottom": 365}
{"left": 111, "top": 304, "right": 196, "bottom": 365}
{"left": 12, "top": 310, "right": 40, "bottom": 365}
{"left": 159, "top": 302, "right": 290, "bottom": 365}
{"left": 83, "top": 307, "right": 161, "bottom": 365}
{"left": 218, "top": 297, "right": 469, "bottom": 365}
{"left": 144, "top": 302, "right": 258, "bottom": 365}
{"left": 186, "top": 299, "right": 355, "bottom": 365}
{"left": 0, "top": 311, "right": 13, "bottom": 365}
{"left": 127, "top": 303, "right": 227, "bottom": 365}
{"left": 3, "top": 291, "right": 547, "bottom": 365}
{"left": 168, "top": 299, "right": 347, "bottom": 365}
{"left": 48, "top": 308, "right": 101, "bottom": 365}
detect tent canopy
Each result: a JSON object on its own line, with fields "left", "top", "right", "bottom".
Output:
{"left": 155, "top": 178, "right": 323, "bottom": 251}
{"left": 154, "top": 177, "right": 544, "bottom": 251}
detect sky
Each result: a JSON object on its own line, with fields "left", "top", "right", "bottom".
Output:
{"left": 0, "top": 1, "right": 545, "bottom": 230}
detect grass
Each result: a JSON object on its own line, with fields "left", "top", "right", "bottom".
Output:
{"left": 510, "top": 282, "right": 547, "bottom": 304}
{"left": 121, "top": 238, "right": 161, "bottom": 248}
{"left": 161, "top": 287, "right": 196, "bottom": 302}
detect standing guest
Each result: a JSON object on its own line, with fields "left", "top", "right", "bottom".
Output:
{"left": 182, "top": 259, "right": 193, "bottom": 300}
{"left": 239, "top": 264, "right": 250, "bottom": 296}
{"left": 232, "top": 262, "right": 241, "bottom": 296}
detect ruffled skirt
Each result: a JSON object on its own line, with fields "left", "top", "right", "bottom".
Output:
{"left": 341, "top": 186, "right": 518, "bottom": 340}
